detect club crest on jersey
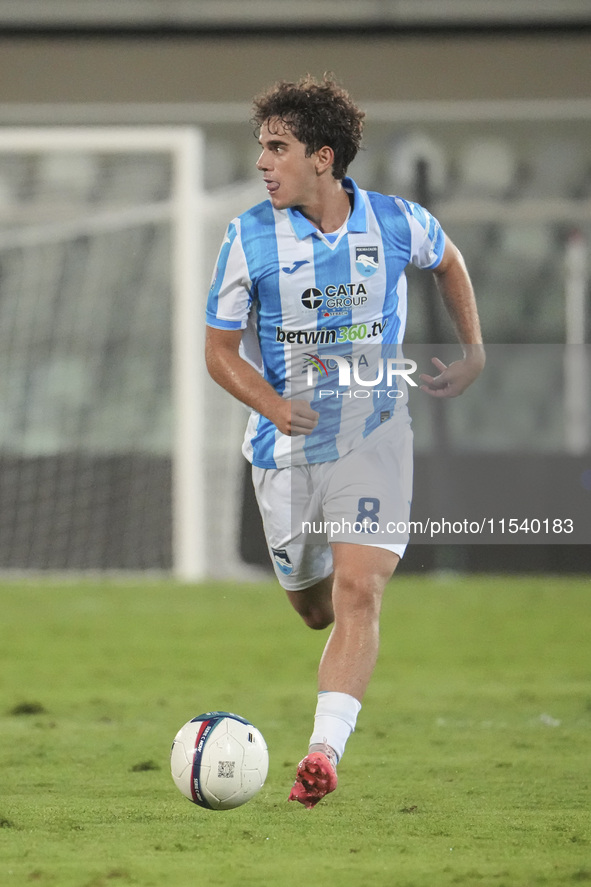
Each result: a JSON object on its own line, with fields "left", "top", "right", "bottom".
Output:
{"left": 271, "top": 547, "right": 293, "bottom": 576}
{"left": 355, "top": 246, "right": 379, "bottom": 278}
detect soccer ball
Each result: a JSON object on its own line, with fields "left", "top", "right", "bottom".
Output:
{"left": 170, "top": 711, "right": 269, "bottom": 810}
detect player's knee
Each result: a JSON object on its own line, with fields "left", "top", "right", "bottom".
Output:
{"left": 301, "top": 606, "right": 334, "bottom": 631}
{"left": 286, "top": 578, "right": 334, "bottom": 630}
{"left": 334, "top": 572, "right": 384, "bottom": 617}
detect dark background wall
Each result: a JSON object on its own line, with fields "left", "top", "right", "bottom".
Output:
{"left": 0, "top": 33, "right": 589, "bottom": 105}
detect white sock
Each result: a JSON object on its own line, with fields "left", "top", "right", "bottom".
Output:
{"left": 309, "top": 691, "right": 362, "bottom": 763}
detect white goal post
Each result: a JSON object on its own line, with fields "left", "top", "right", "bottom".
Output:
{"left": 0, "top": 126, "right": 245, "bottom": 581}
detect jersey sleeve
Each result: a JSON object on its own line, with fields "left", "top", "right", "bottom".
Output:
{"left": 394, "top": 197, "right": 446, "bottom": 270}
{"left": 206, "top": 220, "right": 253, "bottom": 330}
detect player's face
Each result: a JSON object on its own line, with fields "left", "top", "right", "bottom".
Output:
{"left": 256, "top": 119, "right": 321, "bottom": 210}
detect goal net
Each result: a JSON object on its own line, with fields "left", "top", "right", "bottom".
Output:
{"left": 0, "top": 127, "right": 259, "bottom": 579}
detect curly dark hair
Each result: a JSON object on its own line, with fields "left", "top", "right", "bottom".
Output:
{"left": 252, "top": 74, "right": 365, "bottom": 180}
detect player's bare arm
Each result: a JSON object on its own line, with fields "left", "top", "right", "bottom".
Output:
{"left": 419, "top": 237, "right": 486, "bottom": 398}
{"left": 205, "top": 326, "right": 319, "bottom": 436}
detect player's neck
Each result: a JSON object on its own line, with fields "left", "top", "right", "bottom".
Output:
{"left": 298, "top": 179, "right": 351, "bottom": 234}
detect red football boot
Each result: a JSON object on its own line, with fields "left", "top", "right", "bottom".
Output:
{"left": 288, "top": 748, "right": 338, "bottom": 809}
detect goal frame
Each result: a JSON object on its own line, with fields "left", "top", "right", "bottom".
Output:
{"left": 0, "top": 127, "right": 206, "bottom": 581}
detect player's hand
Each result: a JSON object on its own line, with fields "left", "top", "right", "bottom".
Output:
{"left": 420, "top": 351, "right": 485, "bottom": 398}
{"left": 275, "top": 399, "right": 320, "bottom": 436}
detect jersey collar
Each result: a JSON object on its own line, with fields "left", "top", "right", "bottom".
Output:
{"left": 286, "top": 177, "right": 367, "bottom": 239}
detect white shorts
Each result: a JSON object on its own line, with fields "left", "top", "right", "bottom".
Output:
{"left": 252, "top": 419, "right": 413, "bottom": 590}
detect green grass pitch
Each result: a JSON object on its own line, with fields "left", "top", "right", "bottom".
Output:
{"left": 0, "top": 573, "right": 589, "bottom": 887}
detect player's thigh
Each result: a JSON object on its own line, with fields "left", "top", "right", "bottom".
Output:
{"left": 251, "top": 464, "right": 333, "bottom": 591}
{"left": 324, "top": 421, "right": 413, "bottom": 556}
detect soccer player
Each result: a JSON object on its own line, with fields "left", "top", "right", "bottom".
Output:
{"left": 205, "top": 75, "right": 485, "bottom": 808}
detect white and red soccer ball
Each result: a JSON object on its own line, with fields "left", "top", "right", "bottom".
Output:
{"left": 170, "top": 711, "right": 269, "bottom": 810}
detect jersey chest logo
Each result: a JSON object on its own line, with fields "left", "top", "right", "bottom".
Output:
{"left": 355, "top": 246, "right": 379, "bottom": 278}
{"left": 300, "top": 282, "right": 368, "bottom": 316}
{"left": 282, "top": 259, "right": 310, "bottom": 275}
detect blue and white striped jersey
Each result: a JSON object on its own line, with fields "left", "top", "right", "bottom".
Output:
{"left": 206, "top": 177, "right": 445, "bottom": 469}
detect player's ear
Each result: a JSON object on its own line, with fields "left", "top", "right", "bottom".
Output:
{"left": 315, "top": 145, "right": 335, "bottom": 175}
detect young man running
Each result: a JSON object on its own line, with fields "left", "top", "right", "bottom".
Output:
{"left": 205, "top": 75, "right": 485, "bottom": 808}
